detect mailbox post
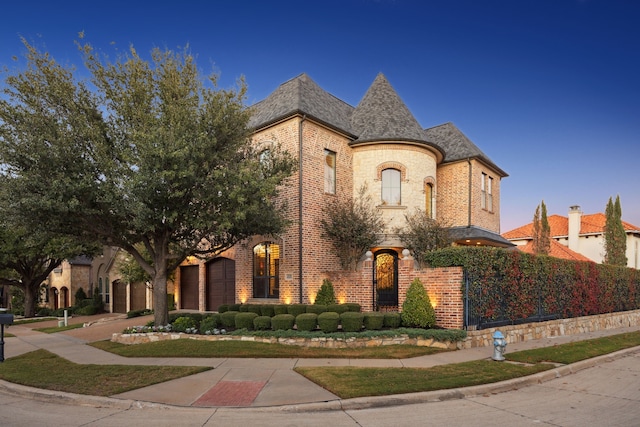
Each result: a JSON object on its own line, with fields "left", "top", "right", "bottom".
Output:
{"left": 0, "top": 313, "right": 14, "bottom": 362}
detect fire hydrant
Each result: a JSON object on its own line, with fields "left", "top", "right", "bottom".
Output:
{"left": 492, "top": 330, "right": 507, "bottom": 361}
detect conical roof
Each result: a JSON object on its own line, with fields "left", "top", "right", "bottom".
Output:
{"left": 350, "top": 73, "right": 427, "bottom": 142}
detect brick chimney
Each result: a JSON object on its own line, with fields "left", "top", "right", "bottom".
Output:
{"left": 568, "top": 205, "right": 582, "bottom": 251}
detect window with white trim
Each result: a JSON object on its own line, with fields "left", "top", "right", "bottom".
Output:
{"left": 324, "top": 149, "right": 336, "bottom": 194}
{"left": 381, "top": 168, "right": 401, "bottom": 205}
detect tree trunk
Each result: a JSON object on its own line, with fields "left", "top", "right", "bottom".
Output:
{"left": 152, "top": 264, "right": 169, "bottom": 326}
{"left": 23, "top": 282, "right": 39, "bottom": 318}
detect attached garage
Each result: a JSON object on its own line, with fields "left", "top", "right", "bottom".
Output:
{"left": 180, "top": 265, "right": 200, "bottom": 310}
{"left": 206, "top": 258, "right": 235, "bottom": 311}
{"left": 112, "top": 280, "right": 127, "bottom": 313}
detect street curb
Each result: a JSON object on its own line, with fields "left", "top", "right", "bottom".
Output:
{"left": 0, "top": 346, "right": 637, "bottom": 412}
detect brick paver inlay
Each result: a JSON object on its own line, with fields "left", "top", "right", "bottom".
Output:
{"left": 192, "top": 381, "right": 266, "bottom": 407}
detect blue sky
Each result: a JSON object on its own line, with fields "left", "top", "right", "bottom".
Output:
{"left": 2, "top": 0, "right": 639, "bottom": 232}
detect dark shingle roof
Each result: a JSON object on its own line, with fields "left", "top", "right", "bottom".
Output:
{"left": 248, "top": 73, "right": 355, "bottom": 136}
{"left": 424, "top": 122, "right": 508, "bottom": 177}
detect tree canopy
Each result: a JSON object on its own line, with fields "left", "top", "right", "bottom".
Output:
{"left": 0, "top": 38, "right": 295, "bottom": 324}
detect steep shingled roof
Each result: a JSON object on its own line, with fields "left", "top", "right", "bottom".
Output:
{"left": 424, "top": 122, "right": 508, "bottom": 177}
{"left": 247, "top": 73, "right": 355, "bottom": 135}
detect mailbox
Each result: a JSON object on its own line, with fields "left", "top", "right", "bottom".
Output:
{"left": 0, "top": 313, "right": 13, "bottom": 325}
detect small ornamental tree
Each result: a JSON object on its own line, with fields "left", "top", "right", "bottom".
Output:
{"left": 401, "top": 278, "right": 436, "bottom": 328}
{"left": 532, "top": 200, "right": 550, "bottom": 255}
{"left": 315, "top": 279, "right": 336, "bottom": 305}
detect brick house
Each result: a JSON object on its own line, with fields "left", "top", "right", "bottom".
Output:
{"left": 173, "top": 73, "right": 511, "bottom": 320}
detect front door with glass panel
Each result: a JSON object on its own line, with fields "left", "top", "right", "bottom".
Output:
{"left": 374, "top": 250, "right": 398, "bottom": 310}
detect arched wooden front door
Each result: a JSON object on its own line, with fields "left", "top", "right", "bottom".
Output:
{"left": 374, "top": 250, "right": 398, "bottom": 310}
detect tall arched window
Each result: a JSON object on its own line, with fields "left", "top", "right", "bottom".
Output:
{"left": 381, "top": 169, "right": 401, "bottom": 205}
{"left": 425, "top": 183, "right": 434, "bottom": 219}
{"left": 253, "top": 242, "right": 280, "bottom": 298}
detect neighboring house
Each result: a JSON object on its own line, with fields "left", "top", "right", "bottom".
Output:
{"left": 173, "top": 73, "right": 511, "bottom": 313}
{"left": 503, "top": 205, "right": 640, "bottom": 268}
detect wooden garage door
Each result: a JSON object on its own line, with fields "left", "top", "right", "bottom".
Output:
{"left": 130, "top": 282, "right": 147, "bottom": 311}
{"left": 180, "top": 265, "right": 200, "bottom": 310}
{"left": 207, "top": 258, "right": 235, "bottom": 311}
{"left": 112, "top": 281, "right": 127, "bottom": 313}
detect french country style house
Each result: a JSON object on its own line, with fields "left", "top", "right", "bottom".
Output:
{"left": 174, "top": 73, "right": 512, "bottom": 315}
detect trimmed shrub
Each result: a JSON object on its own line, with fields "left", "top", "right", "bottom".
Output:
{"left": 383, "top": 312, "right": 402, "bottom": 328}
{"left": 247, "top": 304, "right": 262, "bottom": 315}
{"left": 340, "top": 311, "right": 364, "bottom": 332}
{"left": 127, "top": 308, "right": 153, "bottom": 319}
{"left": 327, "top": 304, "right": 349, "bottom": 314}
{"left": 363, "top": 312, "right": 385, "bottom": 330}
{"left": 74, "top": 288, "right": 88, "bottom": 305}
{"left": 260, "top": 305, "right": 275, "bottom": 317}
{"left": 295, "top": 313, "right": 318, "bottom": 331}
{"left": 253, "top": 316, "right": 272, "bottom": 330}
{"left": 200, "top": 314, "right": 221, "bottom": 334}
{"left": 315, "top": 279, "right": 336, "bottom": 305}
{"left": 287, "top": 304, "right": 307, "bottom": 318}
{"left": 220, "top": 311, "right": 239, "bottom": 328}
{"left": 75, "top": 304, "right": 98, "bottom": 316}
{"left": 401, "top": 278, "right": 436, "bottom": 328}
{"left": 235, "top": 312, "right": 258, "bottom": 330}
{"left": 218, "top": 304, "right": 229, "bottom": 313}
{"left": 271, "top": 314, "right": 295, "bottom": 331}
{"left": 172, "top": 316, "right": 197, "bottom": 332}
{"left": 306, "top": 304, "right": 327, "bottom": 315}
{"left": 273, "top": 304, "right": 289, "bottom": 315}
{"left": 317, "top": 311, "right": 340, "bottom": 333}
{"left": 228, "top": 303, "right": 242, "bottom": 311}
{"left": 344, "top": 303, "right": 361, "bottom": 312}
{"left": 239, "top": 304, "right": 249, "bottom": 312}
{"left": 36, "top": 308, "right": 53, "bottom": 317}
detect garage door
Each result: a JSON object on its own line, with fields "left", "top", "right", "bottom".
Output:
{"left": 112, "top": 281, "right": 127, "bottom": 313}
{"left": 207, "top": 258, "right": 235, "bottom": 311}
{"left": 180, "top": 265, "right": 200, "bottom": 310}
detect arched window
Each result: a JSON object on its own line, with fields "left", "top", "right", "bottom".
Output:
{"left": 98, "top": 277, "right": 103, "bottom": 300}
{"left": 425, "top": 183, "right": 434, "bottom": 219}
{"left": 253, "top": 242, "right": 280, "bottom": 298}
{"left": 324, "top": 149, "right": 336, "bottom": 194}
{"left": 381, "top": 169, "right": 401, "bottom": 205}
{"left": 104, "top": 276, "right": 110, "bottom": 304}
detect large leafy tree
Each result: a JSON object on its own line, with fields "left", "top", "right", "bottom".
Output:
{"left": 0, "top": 38, "right": 295, "bottom": 325}
{"left": 604, "top": 195, "right": 627, "bottom": 266}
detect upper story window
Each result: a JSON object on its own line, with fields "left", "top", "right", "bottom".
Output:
{"left": 381, "top": 168, "right": 401, "bottom": 205}
{"left": 425, "top": 183, "right": 434, "bottom": 219}
{"left": 481, "top": 172, "right": 494, "bottom": 212}
{"left": 324, "top": 149, "right": 336, "bottom": 194}
{"left": 253, "top": 242, "right": 280, "bottom": 299}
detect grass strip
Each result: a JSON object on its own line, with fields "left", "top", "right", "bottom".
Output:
{"left": 505, "top": 331, "right": 640, "bottom": 365}
{"left": 34, "top": 323, "right": 85, "bottom": 334}
{"left": 295, "top": 361, "right": 552, "bottom": 399}
{"left": 92, "top": 339, "right": 445, "bottom": 359}
{"left": 0, "top": 349, "right": 210, "bottom": 396}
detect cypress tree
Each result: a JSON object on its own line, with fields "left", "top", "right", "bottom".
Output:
{"left": 604, "top": 196, "right": 627, "bottom": 266}
{"left": 532, "top": 201, "right": 550, "bottom": 255}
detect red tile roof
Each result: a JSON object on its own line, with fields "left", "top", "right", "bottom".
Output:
{"left": 502, "top": 212, "right": 640, "bottom": 240}
{"left": 517, "top": 240, "right": 593, "bottom": 262}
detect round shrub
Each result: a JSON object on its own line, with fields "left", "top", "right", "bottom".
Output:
{"left": 273, "top": 304, "right": 288, "bottom": 315}
{"left": 172, "top": 316, "right": 197, "bottom": 332}
{"left": 306, "top": 304, "right": 327, "bottom": 315}
{"left": 340, "top": 311, "right": 364, "bottom": 332}
{"left": 260, "top": 305, "right": 275, "bottom": 317}
{"left": 344, "top": 303, "right": 361, "bottom": 312}
{"left": 287, "top": 304, "right": 307, "bottom": 318}
{"left": 401, "top": 278, "right": 436, "bottom": 328}
{"left": 253, "top": 316, "right": 272, "bottom": 330}
{"left": 217, "top": 304, "right": 229, "bottom": 313}
{"left": 363, "top": 312, "right": 385, "bottom": 330}
{"left": 383, "top": 312, "right": 402, "bottom": 329}
{"left": 239, "top": 304, "right": 249, "bottom": 312}
{"left": 200, "top": 314, "right": 221, "bottom": 334}
{"left": 317, "top": 312, "right": 340, "bottom": 333}
{"left": 271, "top": 314, "right": 295, "bottom": 331}
{"left": 228, "top": 303, "right": 242, "bottom": 311}
{"left": 235, "top": 312, "right": 258, "bottom": 330}
{"left": 247, "top": 304, "right": 262, "bottom": 315}
{"left": 295, "top": 313, "right": 318, "bottom": 331}
{"left": 327, "top": 304, "right": 349, "bottom": 314}
{"left": 220, "top": 311, "right": 239, "bottom": 328}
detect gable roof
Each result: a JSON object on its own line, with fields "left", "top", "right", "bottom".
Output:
{"left": 424, "top": 122, "right": 508, "bottom": 177}
{"left": 503, "top": 213, "right": 640, "bottom": 240}
{"left": 517, "top": 239, "right": 593, "bottom": 262}
{"left": 248, "top": 73, "right": 356, "bottom": 136}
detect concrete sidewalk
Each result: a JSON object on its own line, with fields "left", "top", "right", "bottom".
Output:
{"left": 3, "top": 313, "right": 640, "bottom": 410}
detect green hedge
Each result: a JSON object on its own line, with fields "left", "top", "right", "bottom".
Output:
{"left": 287, "top": 304, "right": 307, "bottom": 318}
{"left": 271, "top": 314, "right": 295, "bottom": 331}
{"left": 295, "top": 313, "right": 318, "bottom": 331}
{"left": 327, "top": 304, "right": 349, "bottom": 314}
{"left": 306, "top": 304, "right": 327, "bottom": 315}
{"left": 363, "top": 312, "right": 385, "bottom": 330}
{"left": 220, "top": 311, "right": 239, "bottom": 328}
{"left": 200, "top": 314, "right": 221, "bottom": 333}
{"left": 253, "top": 316, "right": 272, "bottom": 330}
{"left": 260, "top": 305, "right": 276, "bottom": 317}
{"left": 235, "top": 312, "right": 258, "bottom": 330}
{"left": 340, "top": 311, "right": 364, "bottom": 332}
{"left": 317, "top": 312, "right": 340, "bottom": 333}
{"left": 273, "top": 304, "right": 289, "bottom": 315}
{"left": 383, "top": 312, "right": 402, "bottom": 328}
